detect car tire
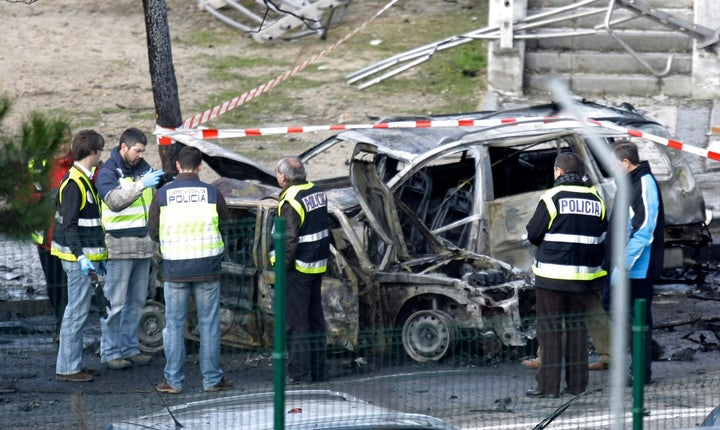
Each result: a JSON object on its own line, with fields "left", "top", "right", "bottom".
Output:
{"left": 401, "top": 309, "right": 457, "bottom": 362}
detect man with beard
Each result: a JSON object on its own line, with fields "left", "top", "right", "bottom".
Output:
{"left": 95, "top": 127, "right": 164, "bottom": 370}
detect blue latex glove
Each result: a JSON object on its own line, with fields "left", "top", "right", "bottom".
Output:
{"left": 141, "top": 169, "right": 164, "bottom": 188}
{"left": 78, "top": 256, "right": 94, "bottom": 276}
{"left": 98, "top": 260, "right": 107, "bottom": 276}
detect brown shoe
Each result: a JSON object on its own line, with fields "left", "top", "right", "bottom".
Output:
{"left": 521, "top": 358, "right": 541, "bottom": 369}
{"left": 204, "top": 378, "right": 234, "bottom": 392}
{"left": 56, "top": 371, "right": 94, "bottom": 382}
{"left": 588, "top": 361, "right": 609, "bottom": 370}
{"left": 156, "top": 380, "right": 182, "bottom": 394}
{"left": 81, "top": 367, "right": 101, "bottom": 377}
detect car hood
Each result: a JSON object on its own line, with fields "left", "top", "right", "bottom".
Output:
{"left": 349, "top": 144, "right": 448, "bottom": 266}
{"left": 170, "top": 133, "right": 277, "bottom": 185}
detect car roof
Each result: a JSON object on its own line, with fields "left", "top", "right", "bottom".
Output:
{"left": 317, "top": 100, "right": 665, "bottom": 163}
{"left": 106, "top": 390, "right": 458, "bottom": 430}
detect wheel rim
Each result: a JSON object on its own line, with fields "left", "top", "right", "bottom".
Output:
{"left": 137, "top": 300, "right": 165, "bottom": 353}
{"left": 401, "top": 310, "right": 457, "bottom": 362}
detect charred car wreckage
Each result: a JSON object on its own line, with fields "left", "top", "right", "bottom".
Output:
{"left": 139, "top": 100, "right": 710, "bottom": 363}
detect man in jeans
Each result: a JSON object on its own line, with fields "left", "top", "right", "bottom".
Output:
{"left": 96, "top": 127, "right": 163, "bottom": 369}
{"left": 148, "top": 146, "right": 233, "bottom": 394}
{"left": 51, "top": 130, "right": 107, "bottom": 382}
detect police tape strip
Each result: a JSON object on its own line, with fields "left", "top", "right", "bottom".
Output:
{"left": 587, "top": 119, "right": 720, "bottom": 162}
{"left": 176, "top": 0, "right": 401, "bottom": 132}
{"left": 156, "top": 115, "right": 720, "bottom": 162}
{"left": 158, "top": 116, "right": 577, "bottom": 138}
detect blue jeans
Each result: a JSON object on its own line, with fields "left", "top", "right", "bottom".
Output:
{"left": 56, "top": 259, "right": 96, "bottom": 375}
{"left": 100, "top": 258, "right": 151, "bottom": 362}
{"left": 162, "top": 280, "right": 223, "bottom": 391}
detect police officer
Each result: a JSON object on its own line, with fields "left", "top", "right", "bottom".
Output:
{"left": 271, "top": 156, "right": 330, "bottom": 384}
{"left": 525, "top": 152, "right": 608, "bottom": 398}
{"left": 148, "top": 145, "right": 233, "bottom": 394}
{"left": 52, "top": 130, "right": 107, "bottom": 382}
{"left": 95, "top": 128, "right": 163, "bottom": 370}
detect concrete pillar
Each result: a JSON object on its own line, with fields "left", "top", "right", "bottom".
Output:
{"left": 487, "top": 0, "right": 526, "bottom": 96}
{"left": 707, "top": 100, "right": 720, "bottom": 172}
{"left": 692, "top": 0, "right": 720, "bottom": 98}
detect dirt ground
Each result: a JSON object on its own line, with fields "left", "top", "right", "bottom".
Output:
{"left": 0, "top": 0, "right": 480, "bottom": 178}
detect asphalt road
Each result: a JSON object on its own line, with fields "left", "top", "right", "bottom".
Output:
{"left": 2, "top": 279, "right": 720, "bottom": 430}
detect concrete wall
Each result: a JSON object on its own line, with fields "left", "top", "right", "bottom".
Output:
{"left": 488, "top": 0, "right": 720, "bottom": 99}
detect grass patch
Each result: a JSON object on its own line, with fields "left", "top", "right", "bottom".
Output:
{"left": 174, "top": 30, "right": 236, "bottom": 47}
{"left": 181, "top": 1, "right": 489, "bottom": 130}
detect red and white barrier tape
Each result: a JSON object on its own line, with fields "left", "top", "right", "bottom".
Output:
{"left": 178, "top": 0, "right": 400, "bottom": 131}
{"left": 156, "top": 115, "right": 720, "bottom": 162}
{"left": 587, "top": 119, "right": 720, "bottom": 162}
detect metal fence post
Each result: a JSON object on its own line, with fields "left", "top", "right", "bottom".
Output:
{"left": 632, "top": 298, "right": 648, "bottom": 430}
{"left": 273, "top": 217, "right": 287, "bottom": 430}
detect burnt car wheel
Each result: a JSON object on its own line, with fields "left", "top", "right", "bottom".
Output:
{"left": 138, "top": 300, "right": 166, "bottom": 353}
{"left": 401, "top": 310, "right": 458, "bottom": 362}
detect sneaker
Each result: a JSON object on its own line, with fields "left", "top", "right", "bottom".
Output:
{"left": 204, "top": 378, "right": 234, "bottom": 392}
{"left": 105, "top": 358, "right": 131, "bottom": 370}
{"left": 156, "top": 380, "right": 182, "bottom": 394}
{"left": 525, "top": 388, "right": 558, "bottom": 398}
{"left": 56, "top": 371, "right": 94, "bottom": 382}
{"left": 127, "top": 353, "right": 153, "bottom": 366}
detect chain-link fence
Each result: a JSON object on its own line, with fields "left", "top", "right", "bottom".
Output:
{"left": 2, "top": 222, "right": 720, "bottom": 429}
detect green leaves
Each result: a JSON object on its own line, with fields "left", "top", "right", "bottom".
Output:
{"left": 0, "top": 96, "right": 71, "bottom": 239}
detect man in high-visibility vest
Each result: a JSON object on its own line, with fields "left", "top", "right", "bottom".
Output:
{"left": 51, "top": 130, "right": 107, "bottom": 382}
{"left": 525, "top": 152, "right": 608, "bottom": 398}
{"left": 95, "top": 128, "right": 164, "bottom": 370}
{"left": 271, "top": 156, "right": 330, "bottom": 384}
{"left": 148, "top": 145, "right": 233, "bottom": 394}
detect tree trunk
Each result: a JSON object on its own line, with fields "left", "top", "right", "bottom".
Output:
{"left": 142, "top": 0, "right": 182, "bottom": 177}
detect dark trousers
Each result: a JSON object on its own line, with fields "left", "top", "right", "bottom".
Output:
{"left": 535, "top": 288, "right": 591, "bottom": 395}
{"left": 629, "top": 278, "right": 654, "bottom": 380}
{"left": 286, "top": 270, "right": 327, "bottom": 382}
{"left": 602, "top": 276, "right": 655, "bottom": 379}
{"left": 37, "top": 246, "right": 68, "bottom": 334}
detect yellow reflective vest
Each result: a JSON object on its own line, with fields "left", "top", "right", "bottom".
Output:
{"left": 51, "top": 166, "right": 107, "bottom": 261}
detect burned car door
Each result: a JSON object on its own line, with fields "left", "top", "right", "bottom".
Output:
{"left": 256, "top": 203, "right": 361, "bottom": 353}
{"left": 483, "top": 132, "right": 604, "bottom": 272}
{"left": 371, "top": 143, "right": 486, "bottom": 256}
{"left": 349, "top": 148, "right": 534, "bottom": 362}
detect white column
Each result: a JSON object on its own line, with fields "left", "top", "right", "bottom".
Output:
{"left": 692, "top": 0, "right": 720, "bottom": 98}
{"left": 487, "top": 0, "right": 527, "bottom": 96}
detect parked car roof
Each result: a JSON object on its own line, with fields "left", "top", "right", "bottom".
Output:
{"left": 105, "top": 390, "right": 458, "bottom": 430}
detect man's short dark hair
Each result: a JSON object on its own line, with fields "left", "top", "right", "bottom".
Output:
{"left": 554, "top": 152, "right": 584, "bottom": 175}
{"left": 612, "top": 139, "right": 640, "bottom": 165}
{"left": 72, "top": 129, "right": 105, "bottom": 161}
{"left": 119, "top": 127, "right": 147, "bottom": 149}
{"left": 177, "top": 146, "right": 202, "bottom": 170}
